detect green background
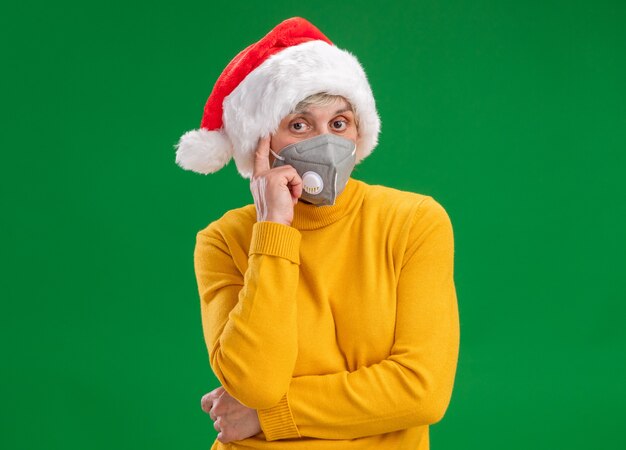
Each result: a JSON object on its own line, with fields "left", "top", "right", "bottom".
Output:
{"left": 2, "top": 1, "right": 625, "bottom": 448}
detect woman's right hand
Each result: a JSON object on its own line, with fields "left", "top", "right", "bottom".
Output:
{"left": 250, "top": 135, "right": 303, "bottom": 226}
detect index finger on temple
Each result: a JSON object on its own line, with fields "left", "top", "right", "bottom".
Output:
{"left": 253, "top": 135, "right": 271, "bottom": 176}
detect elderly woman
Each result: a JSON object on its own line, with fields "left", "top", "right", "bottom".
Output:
{"left": 175, "top": 17, "right": 460, "bottom": 450}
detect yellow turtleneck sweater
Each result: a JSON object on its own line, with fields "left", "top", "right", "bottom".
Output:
{"left": 194, "top": 177, "right": 460, "bottom": 449}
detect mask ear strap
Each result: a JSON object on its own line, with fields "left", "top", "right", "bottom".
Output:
{"left": 270, "top": 149, "right": 285, "bottom": 161}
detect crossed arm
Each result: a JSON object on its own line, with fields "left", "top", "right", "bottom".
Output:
{"left": 196, "top": 197, "right": 460, "bottom": 442}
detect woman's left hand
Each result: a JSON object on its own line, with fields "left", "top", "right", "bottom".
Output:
{"left": 201, "top": 386, "right": 262, "bottom": 443}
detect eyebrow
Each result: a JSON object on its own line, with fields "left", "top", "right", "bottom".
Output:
{"left": 293, "top": 107, "right": 353, "bottom": 116}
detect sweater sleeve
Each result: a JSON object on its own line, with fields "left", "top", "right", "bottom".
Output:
{"left": 195, "top": 220, "right": 302, "bottom": 410}
{"left": 257, "top": 196, "right": 460, "bottom": 440}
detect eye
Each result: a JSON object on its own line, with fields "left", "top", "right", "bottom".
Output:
{"left": 331, "top": 119, "right": 348, "bottom": 131}
{"left": 290, "top": 121, "right": 309, "bottom": 133}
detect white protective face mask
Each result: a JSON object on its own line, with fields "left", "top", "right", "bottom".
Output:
{"left": 270, "top": 134, "right": 357, "bottom": 206}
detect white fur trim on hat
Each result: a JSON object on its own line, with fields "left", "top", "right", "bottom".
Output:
{"left": 174, "top": 128, "right": 233, "bottom": 174}
{"left": 223, "top": 40, "right": 380, "bottom": 179}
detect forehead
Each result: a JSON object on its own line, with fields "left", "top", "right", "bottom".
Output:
{"left": 290, "top": 97, "right": 352, "bottom": 117}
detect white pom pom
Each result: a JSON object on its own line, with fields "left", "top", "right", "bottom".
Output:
{"left": 174, "top": 128, "right": 233, "bottom": 174}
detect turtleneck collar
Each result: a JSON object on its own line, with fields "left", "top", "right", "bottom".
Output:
{"left": 291, "top": 177, "right": 365, "bottom": 230}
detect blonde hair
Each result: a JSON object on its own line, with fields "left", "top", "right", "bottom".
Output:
{"left": 293, "top": 92, "right": 360, "bottom": 129}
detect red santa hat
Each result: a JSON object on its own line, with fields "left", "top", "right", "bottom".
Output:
{"left": 174, "top": 17, "right": 380, "bottom": 179}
